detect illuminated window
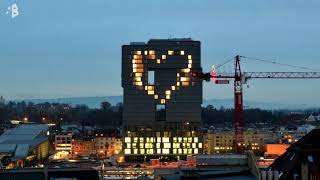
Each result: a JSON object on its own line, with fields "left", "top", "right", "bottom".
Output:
{"left": 188, "top": 149, "right": 192, "bottom": 154}
{"left": 166, "top": 95, "right": 170, "bottom": 99}
{"left": 147, "top": 149, "right": 154, "bottom": 154}
{"left": 198, "top": 143, "right": 203, "bottom": 148}
{"left": 161, "top": 99, "right": 166, "bottom": 104}
{"left": 162, "top": 55, "right": 166, "bottom": 60}
{"left": 188, "top": 64, "right": 192, "bottom": 68}
{"left": 164, "top": 143, "right": 171, "bottom": 148}
{"left": 182, "top": 68, "right": 190, "bottom": 73}
{"left": 140, "top": 149, "right": 145, "bottom": 154}
{"left": 148, "top": 70, "right": 155, "bottom": 85}
{"left": 149, "top": 50, "right": 155, "bottom": 55}
{"left": 183, "top": 149, "right": 188, "bottom": 154}
{"left": 178, "top": 149, "right": 182, "bottom": 154}
{"left": 144, "top": 51, "right": 148, "bottom": 55}
{"left": 148, "top": 90, "right": 154, "bottom": 95}
{"left": 157, "top": 149, "right": 161, "bottom": 154}
{"left": 165, "top": 90, "right": 171, "bottom": 95}
{"left": 180, "top": 51, "right": 185, "bottom": 55}
{"left": 140, "top": 137, "right": 144, "bottom": 142}
{"left": 178, "top": 137, "right": 182, "bottom": 143}
{"left": 125, "top": 137, "right": 131, "bottom": 143}
{"left": 154, "top": 95, "right": 158, "bottom": 99}
{"left": 182, "top": 82, "right": 190, "bottom": 86}
{"left": 188, "top": 137, "right": 192, "bottom": 143}
{"left": 188, "top": 55, "right": 192, "bottom": 60}
{"left": 156, "top": 59, "right": 161, "bottom": 64}
{"left": 194, "top": 137, "right": 198, "bottom": 143}
{"left": 148, "top": 54, "right": 156, "bottom": 59}
{"left": 177, "top": 73, "right": 180, "bottom": 77}
{"left": 173, "top": 143, "right": 180, "bottom": 148}
{"left": 157, "top": 137, "right": 161, "bottom": 142}
{"left": 135, "top": 73, "right": 142, "bottom": 77}
{"left": 171, "top": 86, "right": 176, "bottom": 91}
{"left": 126, "top": 143, "right": 131, "bottom": 148}
{"left": 173, "top": 149, "right": 177, "bottom": 154}
{"left": 162, "top": 137, "right": 170, "bottom": 143}
{"left": 134, "top": 137, "right": 138, "bottom": 143}
{"left": 162, "top": 149, "right": 170, "bottom": 154}
{"left": 134, "top": 81, "right": 143, "bottom": 86}
{"left": 135, "top": 51, "right": 141, "bottom": 55}
{"left": 140, "top": 143, "right": 144, "bottom": 148}
{"left": 125, "top": 149, "right": 131, "bottom": 154}
{"left": 180, "top": 77, "right": 190, "bottom": 82}
{"left": 168, "top": 50, "right": 174, "bottom": 55}
{"left": 176, "top": 82, "right": 180, "bottom": 86}
{"left": 156, "top": 143, "right": 161, "bottom": 148}
{"left": 188, "top": 60, "right": 192, "bottom": 64}
{"left": 192, "top": 143, "right": 196, "bottom": 148}
{"left": 145, "top": 143, "right": 153, "bottom": 148}
{"left": 133, "top": 149, "right": 138, "bottom": 154}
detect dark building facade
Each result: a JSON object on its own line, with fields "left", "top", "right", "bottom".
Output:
{"left": 121, "top": 39, "right": 203, "bottom": 161}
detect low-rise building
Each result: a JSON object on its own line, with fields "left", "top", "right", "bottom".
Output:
{"left": 71, "top": 137, "right": 95, "bottom": 157}
{"left": 0, "top": 124, "right": 49, "bottom": 168}
{"left": 94, "top": 129, "right": 122, "bottom": 158}
{"left": 54, "top": 132, "right": 72, "bottom": 159}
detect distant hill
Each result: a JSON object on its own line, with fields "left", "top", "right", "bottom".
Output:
{"left": 16, "top": 96, "right": 317, "bottom": 110}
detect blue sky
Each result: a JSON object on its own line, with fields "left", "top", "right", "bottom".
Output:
{"left": 1, "top": 0, "right": 320, "bottom": 105}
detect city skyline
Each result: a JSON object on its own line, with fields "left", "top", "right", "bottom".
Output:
{"left": 1, "top": 0, "right": 320, "bottom": 106}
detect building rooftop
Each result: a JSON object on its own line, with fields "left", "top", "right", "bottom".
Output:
{"left": 0, "top": 124, "right": 48, "bottom": 159}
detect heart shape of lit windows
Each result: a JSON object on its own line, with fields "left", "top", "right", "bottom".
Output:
{"left": 132, "top": 50, "right": 193, "bottom": 104}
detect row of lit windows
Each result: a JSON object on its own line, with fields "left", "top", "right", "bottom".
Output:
{"left": 126, "top": 142, "right": 202, "bottom": 149}
{"left": 125, "top": 137, "right": 199, "bottom": 143}
{"left": 124, "top": 148, "right": 199, "bottom": 155}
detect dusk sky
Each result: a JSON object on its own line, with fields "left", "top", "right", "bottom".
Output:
{"left": 1, "top": 0, "right": 320, "bottom": 105}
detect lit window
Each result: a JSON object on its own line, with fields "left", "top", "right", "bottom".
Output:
{"left": 162, "top": 137, "right": 170, "bottom": 143}
{"left": 194, "top": 137, "right": 198, "bottom": 143}
{"left": 183, "top": 149, "right": 188, "bottom": 154}
{"left": 161, "top": 99, "right": 166, "bottom": 104}
{"left": 147, "top": 149, "right": 154, "bottom": 154}
{"left": 135, "top": 73, "right": 142, "bottom": 77}
{"left": 157, "top": 137, "right": 161, "bottom": 142}
{"left": 134, "top": 77, "right": 141, "bottom": 82}
{"left": 133, "top": 149, "right": 138, "bottom": 154}
{"left": 182, "top": 82, "right": 190, "bottom": 86}
{"left": 166, "top": 95, "right": 170, "bottom": 99}
{"left": 180, "top": 77, "right": 190, "bottom": 82}
{"left": 149, "top": 50, "right": 155, "bottom": 55}
{"left": 180, "top": 51, "right": 185, "bottom": 55}
{"left": 140, "top": 143, "right": 144, "bottom": 148}
{"left": 162, "top": 149, "right": 170, "bottom": 154}
{"left": 182, "top": 68, "right": 190, "bottom": 73}
{"left": 157, "top": 149, "right": 161, "bottom": 154}
{"left": 144, "top": 51, "right": 148, "bottom": 55}
{"left": 177, "top": 73, "right": 180, "bottom": 77}
{"left": 135, "top": 51, "right": 141, "bottom": 55}
{"left": 173, "top": 149, "right": 177, "bottom": 154}
{"left": 171, "top": 86, "right": 176, "bottom": 91}
{"left": 148, "top": 54, "right": 156, "bottom": 59}
{"left": 178, "top": 137, "right": 182, "bottom": 143}
{"left": 188, "top": 60, "right": 192, "bottom": 64}
{"left": 168, "top": 50, "right": 174, "bottom": 55}
{"left": 192, "top": 143, "right": 196, "bottom": 148}
{"left": 154, "top": 95, "right": 158, "bottom": 99}
{"left": 140, "top": 149, "right": 145, "bottom": 154}
{"left": 148, "top": 90, "right": 154, "bottom": 95}
{"left": 134, "top": 82, "right": 143, "bottom": 86}
{"left": 188, "top": 149, "right": 192, "bottom": 154}
{"left": 125, "top": 137, "right": 131, "bottom": 143}
{"left": 145, "top": 143, "right": 153, "bottom": 148}
{"left": 176, "top": 82, "right": 180, "bottom": 86}
{"left": 156, "top": 59, "right": 161, "bottom": 64}
{"left": 162, "top": 55, "right": 166, "bottom": 60}
{"left": 156, "top": 143, "right": 161, "bottom": 148}
{"left": 198, "top": 143, "right": 203, "bottom": 148}
{"left": 188, "top": 137, "right": 192, "bottom": 143}
{"left": 164, "top": 143, "right": 171, "bottom": 148}
{"left": 188, "top": 64, "right": 192, "bottom": 68}
{"left": 188, "top": 55, "right": 192, "bottom": 60}
{"left": 124, "top": 149, "right": 131, "bottom": 154}
{"left": 165, "top": 90, "right": 171, "bottom": 95}
{"left": 126, "top": 143, "right": 131, "bottom": 148}
{"left": 178, "top": 149, "right": 182, "bottom": 154}
{"left": 139, "top": 137, "right": 144, "bottom": 142}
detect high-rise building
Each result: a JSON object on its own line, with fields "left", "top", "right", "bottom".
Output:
{"left": 122, "top": 38, "right": 203, "bottom": 161}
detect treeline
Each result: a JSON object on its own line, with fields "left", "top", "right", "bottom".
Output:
{"left": 0, "top": 101, "right": 314, "bottom": 128}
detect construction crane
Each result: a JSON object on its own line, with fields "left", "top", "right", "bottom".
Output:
{"left": 192, "top": 55, "right": 320, "bottom": 153}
